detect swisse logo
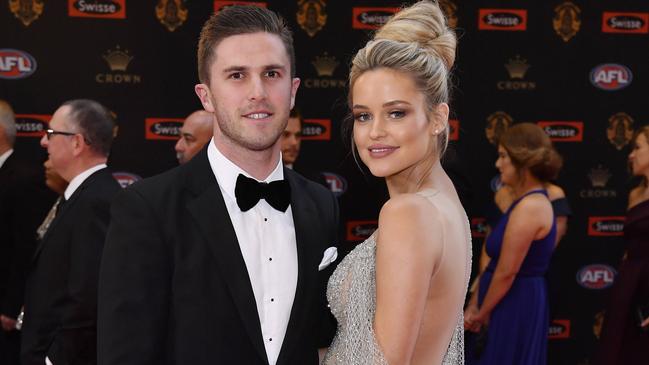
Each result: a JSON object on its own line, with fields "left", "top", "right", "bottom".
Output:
{"left": 322, "top": 172, "right": 347, "bottom": 197}
{"left": 352, "top": 7, "right": 398, "bottom": 29}
{"left": 0, "top": 49, "right": 37, "bottom": 79}
{"left": 478, "top": 9, "right": 527, "bottom": 31}
{"left": 69, "top": 0, "right": 126, "bottom": 19}
{"left": 471, "top": 217, "right": 487, "bottom": 238}
{"left": 537, "top": 121, "right": 583, "bottom": 142}
{"left": 449, "top": 119, "right": 459, "bottom": 141}
{"left": 214, "top": 1, "right": 266, "bottom": 13}
{"left": 145, "top": 118, "right": 183, "bottom": 140}
{"left": 548, "top": 319, "right": 571, "bottom": 340}
{"left": 590, "top": 64, "right": 632, "bottom": 91}
{"left": 346, "top": 220, "right": 378, "bottom": 241}
{"left": 15, "top": 114, "right": 50, "bottom": 137}
{"left": 588, "top": 216, "right": 624, "bottom": 236}
{"left": 577, "top": 264, "right": 616, "bottom": 289}
{"left": 112, "top": 172, "right": 141, "bottom": 188}
{"left": 301, "top": 119, "right": 331, "bottom": 141}
{"left": 602, "top": 12, "right": 649, "bottom": 34}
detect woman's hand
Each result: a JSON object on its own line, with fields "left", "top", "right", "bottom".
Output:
{"left": 464, "top": 305, "right": 483, "bottom": 333}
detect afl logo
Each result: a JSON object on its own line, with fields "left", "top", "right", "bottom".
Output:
{"left": 576, "top": 264, "right": 616, "bottom": 289}
{"left": 352, "top": 7, "right": 398, "bottom": 30}
{"left": 112, "top": 172, "right": 141, "bottom": 188}
{"left": 478, "top": 9, "right": 527, "bottom": 31}
{"left": 0, "top": 49, "right": 37, "bottom": 79}
{"left": 322, "top": 172, "right": 347, "bottom": 197}
{"left": 590, "top": 64, "right": 632, "bottom": 91}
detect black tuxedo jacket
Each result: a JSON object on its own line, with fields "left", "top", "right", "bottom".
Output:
{"left": 21, "top": 168, "right": 121, "bottom": 365}
{"left": 0, "top": 153, "right": 53, "bottom": 319}
{"left": 98, "top": 148, "right": 339, "bottom": 365}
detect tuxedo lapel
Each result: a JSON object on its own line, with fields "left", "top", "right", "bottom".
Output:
{"left": 184, "top": 152, "right": 268, "bottom": 364}
{"left": 276, "top": 169, "right": 320, "bottom": 364}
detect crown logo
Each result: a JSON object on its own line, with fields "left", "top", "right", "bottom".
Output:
{"left": 505, "top": 55, "right": 530, "bottom": 79}
{"left": 312, "top": 52, "right": 339, "bottom": 77}
{"left": 588, "top": 165, "right": 611, "bottom": 188}
{"left": 103, "top": 46, "right": 133, "bottom": 72}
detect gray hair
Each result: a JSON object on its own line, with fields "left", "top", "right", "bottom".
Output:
{"left": 0, "top": 100, "right": 16, "bottom": 147}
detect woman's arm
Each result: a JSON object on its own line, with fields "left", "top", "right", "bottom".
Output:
{"left": 374, "top": 195, "right": 443, "bottom": 365}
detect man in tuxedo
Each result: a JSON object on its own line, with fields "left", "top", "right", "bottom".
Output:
{"left": 0, "top": 100, "right": 54, "bottom": 365}
{"left": 98, "top": 6, "right": 339, "bottom": 365}
{"left": 21, "top": 99, "right": 121, "bottom": 365}
{"left": 174, "top": 110, "right": 213, "bottom": 164}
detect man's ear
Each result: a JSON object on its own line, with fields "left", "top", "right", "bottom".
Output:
{"left": 195, "top": 84, "right": 215, "bottom": 113}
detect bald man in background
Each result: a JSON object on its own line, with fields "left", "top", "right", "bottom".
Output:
{"left": 175, "top": 110, "right": 213, "bottom": 164}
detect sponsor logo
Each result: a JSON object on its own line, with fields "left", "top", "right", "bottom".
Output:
{"left": 297, "top": 0, "right": 327, "bottom": 37}
{"left": 15, "top": 114, "right": 50, "bottom": 137}
{"left": 485, "top": 111, "right": 513, "bottom": 145}
{"left": 498, "top": 55, "right": 536, "bottom": 91}
{"left": 304, "top": 52, "right": 344, "bottom": 89}
{"left": 549, "top": 319, "right": 571, "bottom": 339}
{"left": 449, "top": 119, "right": 459, "bottom": 141}
{"left": 301, "top": 119, "right": 331, "bottom": 141}
{"left": 96, "top": 46, "right": 141, "bottom": 84}
{"left": 580, "top": 165, "right": 617, "bottom": 198}
{"left": 352, "top": 7, "right": 398, "bottom": 30}
{"left": 156, "top": 0, "right": 187, "bottom": 32}
{"left": 590, "top": 64, "right": 632, "bottom": 91}
{"left": 471, "top": 217, "right": 487, "bottom": 238}
{"left": 346, "top": 220, "right": 378, "bottom": 241}
{"left": 10, "top": 0, "right": 44, "bottom": 26}
{"left": 607, "top": 112, "right": 634, "bottom": 150}
{"left": 588, "top": 216, "right": 624, "bottom": 236}
{"left": 537, "top": 121, "right": 583, "bottom": 142}
{"left": 439, "top": 0, "right": 458, "bottom": 28}
{"left": 554, "top": 2, "right": 581, "bottom": 42}
{"left": 144, "top": 118, "right": 183, "bottom": 140}
{"left": 602, "top": 12, "right": 649, "bottom": 34}
{"left": 576, "top": 264, "right": 616, "bottom": 289}
{"left": 322, "top": 172, "right": 347, "bottom": 197}
{"left": 112, "top": 172, "right": 141, "bottom": 188}
{"left": 69, "top": 0, "right": 126, "bottom": 19}
{"left": 478, "top": 9, "right": 527, "bottom": 31}
{"left": 214, "top": 1, "right": 266, "bottom": 13}
{"left": 0, "top": 49, "right": 37, "bottom": 80}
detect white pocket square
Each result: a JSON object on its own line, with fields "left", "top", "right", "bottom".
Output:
{"left": 318, "top": 246, "right": 338, "bottom": 271}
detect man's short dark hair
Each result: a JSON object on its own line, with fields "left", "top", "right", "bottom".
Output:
{"left": 197, "top": 5, "right": 296, "bottom": 85}
{"left": 62, "top": 99, "right": 115, "bottom": 157}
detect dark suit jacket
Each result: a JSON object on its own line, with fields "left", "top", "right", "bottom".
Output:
{"left": 21, "top": 168, "right": 121, "bottom": 365}
{"left": 0, "top": 153, "right": 54, "bottom": 319}
{"left": 98, "top": 148, "right": 339, "bottom": 365}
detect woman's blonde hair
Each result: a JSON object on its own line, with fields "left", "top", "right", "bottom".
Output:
{"left": 347, "top": 0, "right": 456, "bottom": 157}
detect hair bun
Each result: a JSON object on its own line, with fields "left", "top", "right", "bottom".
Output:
{"left": 374, "top": 1, "right": 456, "bottom": 70}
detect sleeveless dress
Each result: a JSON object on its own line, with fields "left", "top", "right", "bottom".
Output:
{"left": 322, "top": 189, "right": 471, "bottom": 364}
{"left": 474, "top": 189, "right": 556, "bottom": 365}
{"left": 595, "top": 199, "right": 649, "bottom": 364}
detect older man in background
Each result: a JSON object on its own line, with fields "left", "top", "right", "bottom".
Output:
{"left": 174, "top": 110, "right": 213, "bottom": 164}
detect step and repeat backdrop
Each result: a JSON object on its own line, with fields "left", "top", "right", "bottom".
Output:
{"left": 1, "top": 0, "right": 647, "bottom": 363}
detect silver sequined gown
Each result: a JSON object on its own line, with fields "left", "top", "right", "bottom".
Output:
{"left": 322, "top": 190, "right": 470, "bottom": 365}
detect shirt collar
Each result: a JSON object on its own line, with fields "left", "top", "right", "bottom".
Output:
{"left": 0, "top": 149, "right": 14, "bottom": 169}
{"left": 64, "top": 163, "right": 107, "bottom": 200}
{"left": 207, "top": 139, "right": 284, "bottom": 202}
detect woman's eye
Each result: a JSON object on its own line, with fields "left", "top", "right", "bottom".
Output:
{"left": 388, "top": 110, "right": 405, "bottom": 119}
{"left": 354, "top": 113, "right": 371, "bottom": 122}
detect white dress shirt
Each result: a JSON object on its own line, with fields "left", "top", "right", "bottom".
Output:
{"left": 64, "top": 164, "right": 107, "bottom": 200}
{"left": 207, "top": 140, "right": 298, "bottom": 365}
{"left": 0, "top": 148, "right": 13, "bottom": 169}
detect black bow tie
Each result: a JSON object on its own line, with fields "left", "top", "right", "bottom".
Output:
{"left": 235, "top": 174, "right": 291, "bottom": 212}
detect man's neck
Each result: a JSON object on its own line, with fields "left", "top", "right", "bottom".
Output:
{"left": 65, "top": 156, "right": 108, "bottom": 182}
{"left": 212, "top": 138, "right": 281, "bottom": 181}
{"left": 0, "top": 144, "right": 11, "bottom": 156}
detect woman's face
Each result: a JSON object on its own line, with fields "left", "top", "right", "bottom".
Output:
{"left": 495, "top": 145, "right": 518, "bottom": 186}
{"left": 351, "top": 68, "right": 445, "bottom": 179}
{"left": 629, "top": 132, "right": 649, "bottom": 177}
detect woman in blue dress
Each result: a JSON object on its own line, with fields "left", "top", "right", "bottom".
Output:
{"left": 464, "top": 123, "right": 562, "bottom": 365}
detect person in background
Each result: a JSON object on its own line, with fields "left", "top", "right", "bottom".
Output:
{"left": 280, "top": 108, "right": 328, "bottom": 187}
{"left": 175, "top": 110, "right": 213, "bottom": 164}
{"left": 596, "top": 125, "right": 649, "bottom": 364}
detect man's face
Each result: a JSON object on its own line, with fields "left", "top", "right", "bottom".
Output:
{"left": 175, "top": 112, "right": 213, "bottom": 164}
{"left": 40, "top": 106, "right": 76, "bottom": 181}
{"left": 280, "top": 117, "right": 302, "bottom": 165}
{"left": 195, "top": 32, "right": 300, "bottom": 154}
